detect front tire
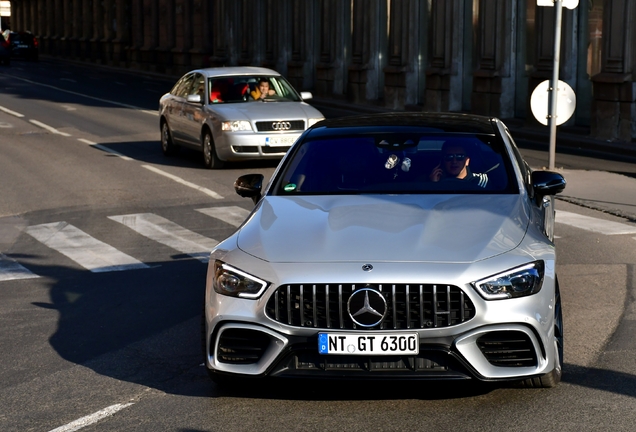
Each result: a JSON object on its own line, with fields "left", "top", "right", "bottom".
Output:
{"left": 521, "top": 279, "right": 563, "bottom": 388}
{"left": 202, "top": 130, "right": 225, "bottom": 169}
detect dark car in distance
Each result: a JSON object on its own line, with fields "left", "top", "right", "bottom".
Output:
{"left": 0, "top": 32, "right": 10, "bottom": 66}
{"left": 8, "top": 31, "right": 38, "bottom": 61}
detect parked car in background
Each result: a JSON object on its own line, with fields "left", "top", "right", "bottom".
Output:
{"left": 202, "top": 112, "right": 567, "bottom": 389}
{"left": 0, "top": 31, "right": 10, "bottom": 66}
{"left": 159, "top": 66, "right": 324, "bottom": 169}
{"left": 8, "top": 31, "right": 38, "bottom": 61}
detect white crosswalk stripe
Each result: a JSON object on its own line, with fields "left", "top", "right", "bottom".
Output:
{"left": 108, "top": 213, "right": 219, "bottom": 263}
{"left": 556, "top": 210, "right": 636, "bottom": 235}
{"left": 5, "top": 207, "right": 629, "bottom": 283}
{"left": 196, "top": 206, "right": 251, "bottom": 227}
{"left": 25, "top": 222, "right": 149, "bottom": 272}
{"left": 0, "top": 254, "right": 39, "bottom": 281}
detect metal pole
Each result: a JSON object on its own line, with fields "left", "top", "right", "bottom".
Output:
{"left": 548, "top": 0, "right": 563, "bottom": 170}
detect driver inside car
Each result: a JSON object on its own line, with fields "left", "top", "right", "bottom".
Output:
{"left": 250, "top": 78, "right": 276, "bottom": 100}
{"left": 429, "top": 142, "right": 488, "bottom": 188}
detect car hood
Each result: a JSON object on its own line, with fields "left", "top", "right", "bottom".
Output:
{"left": 206, "top": 102, "right": 323, "bottom": 121}
{"left": 237, "top": 194, "right": 530, "bottom": 263}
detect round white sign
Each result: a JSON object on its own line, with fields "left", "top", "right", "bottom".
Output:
{"left": 536, "top": 0, "right": 579, "bottom": 10}
{"left": 530, "top": 79, "right": 576, "bottom": 126}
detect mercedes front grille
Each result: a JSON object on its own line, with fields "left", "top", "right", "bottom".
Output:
{"left": 265, "top": 283, "right": 475, "bottom": 330}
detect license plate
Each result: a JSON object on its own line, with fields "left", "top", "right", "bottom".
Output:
{"left": 264, "top": 136, "right": 298, "bottom": 146}
{"left": 18, "top": 45, "right": 29, "bottom": 48}
{"left": 318, "top": 333, "right": 419, "bottom": 355}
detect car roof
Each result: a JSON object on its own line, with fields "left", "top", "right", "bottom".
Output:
{"left": 310, "top": 112, "right": 499, "bottom": 135}
{"left": 9, "top": 31, "right": 34, "bottom": 36}
{"left": 189, "top": 67, "right": 282, "bottom": 78}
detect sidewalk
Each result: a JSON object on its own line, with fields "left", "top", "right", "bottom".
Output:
{"left": 557, "top": 170, "right": 636, "bottom": 222}
{"left": 502, "top": 118, "right": 636, "bottom": 164}
{"left": 311, "top": 97, "right": 636, "bottom": 163}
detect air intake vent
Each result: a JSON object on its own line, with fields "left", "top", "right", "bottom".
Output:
{"left": 217, "top": 328, "right": 270, "bottom": 364}
{"left": 476, "top": 331, "right": 538, "bottom": 367}
{"left": 261, "top": 146, "right": 291, "bottom": 154}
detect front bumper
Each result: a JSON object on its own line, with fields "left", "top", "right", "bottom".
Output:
{"left": 204, "top": 307, "right": 557, "bottom": 382}
{"left": 204, "top": 251, "right": 558, "bottom": 382}
{"left": 213, "top": 131, "right": 302, "bottom": 161}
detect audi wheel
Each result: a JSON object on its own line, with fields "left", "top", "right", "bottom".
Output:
{"left": 203, "top": 130, "right": 225, "bottom": 169}
{"left": 161, "top": 120, "right": 179, "bottom": 156}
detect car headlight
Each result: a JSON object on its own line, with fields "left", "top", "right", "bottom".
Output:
{"left": 221, "top": 121, "right": 253, "bottom": 132}
{"left": 472, "top": 261, "right": 544, "bottom": 300}
{"left": 307, "top": 118, "right": 324, "bottom": 128}
{"left": 212, "top": 261, "right": 268, "bottom": 299}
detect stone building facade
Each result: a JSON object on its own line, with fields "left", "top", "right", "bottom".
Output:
{"left": 5, "top": 0, "right": 636, "bottom": 143}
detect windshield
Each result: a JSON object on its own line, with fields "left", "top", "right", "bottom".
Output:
{"left": 272, "top": 132, "right": 518, "bottom": 195}
{"left": 207, "top": 75, "right": 301, "bottom": 104}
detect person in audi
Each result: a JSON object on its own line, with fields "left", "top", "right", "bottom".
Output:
{"left": 250, "top": 78, "right": 276, "bottom": 101}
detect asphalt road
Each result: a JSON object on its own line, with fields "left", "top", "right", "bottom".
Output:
{"left": 1, "top": 58, "right": 636, "bottom": 432}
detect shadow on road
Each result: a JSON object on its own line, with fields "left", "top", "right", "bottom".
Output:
{"left": 89, "top": 140, "right": 281, "bottom": 173}
{"left": 15, "top": 250, "right": 636, "bottom": 403}
{"left": 564, "top": 364, "right": 636, "bottom": 398}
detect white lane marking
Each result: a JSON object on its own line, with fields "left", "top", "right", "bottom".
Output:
{"left": 142, "top": 165, "right": 223, "bottom": 199}
{"left": 29, "top": 119, "right": 72, "bottom": 137}
{"left": 60, "top": 105, "right": 78, "bottom": 111}
{"left": 141, "top": 110, "right": 159, "bottom": 116}
{"left": 5, "top": 74, "right": 159, "bottom": 114}
{"left": 0, "top": 254, "right": 39, "bottom": 281}
{"left": 108, "top": 213, "right": 218, "bottom": 262}
{"left": 78, "top": 138, "right": 134, "bottom": 161}
{"left": 556, "top": 210, "right": 636, "bottom": 235}
{"left": 0, "top": 105, "right": 25, "bottom": 117}
{"left": 76, "top": 144, "right": 216, "bottom": 197}
{"left": 197, "top": 206, "right": 251, "bottom": 227}
{"left": 48, "top": 403, "right": 134, "bottom": 432}
{"left": 4, "top": 73, "right": 136, "bottom": 106}
{"left": 0, "top": 121, "right": 13, "bottom": 128}
{"left": 25, "top": 222, "right": 149, "bottom": 272}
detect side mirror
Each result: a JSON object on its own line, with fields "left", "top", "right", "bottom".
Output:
{"left": 300, "top": 91, "right": 313, "bottom": 100}
{"left": 531, "top": 170, "right": 566, "bottom": 199}
{"left": 234, "top": 174, "right": 264, "bottom": 205}
{"left": 186, "top": 94, "right": 202, "bottom": 103}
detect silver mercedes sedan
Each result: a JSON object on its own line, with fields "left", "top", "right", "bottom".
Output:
{"left": 203, "top": 112, "right": 566, "bottom": 388}
{"left": 159, "top": 67, "right": 324, "bottom": 168}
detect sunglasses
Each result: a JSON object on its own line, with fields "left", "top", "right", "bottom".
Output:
{"left": 443, "top": 153, "right": 467, "bottom": 162}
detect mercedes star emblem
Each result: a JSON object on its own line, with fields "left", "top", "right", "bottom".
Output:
{"left": 347, "top": 288, "right": 387, "bottom": 327}
{"left": 362, "top": 264, "right": 373, "bottom": 271}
